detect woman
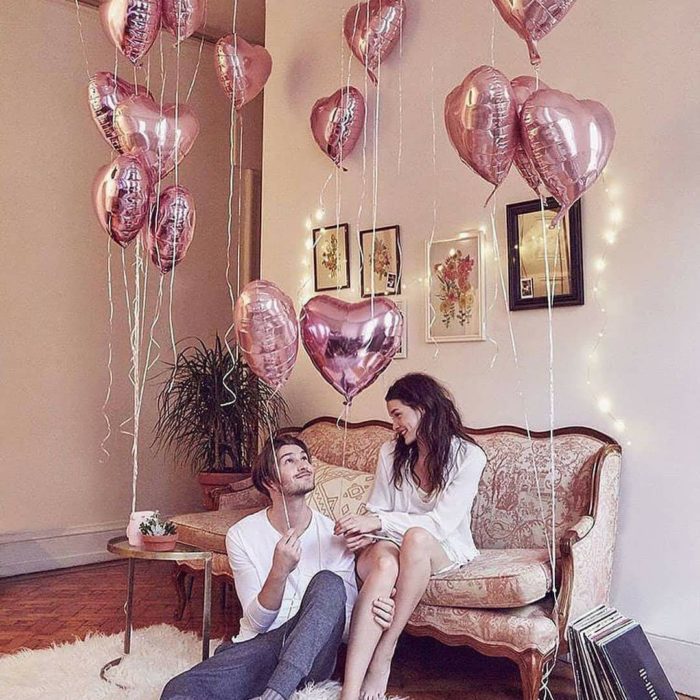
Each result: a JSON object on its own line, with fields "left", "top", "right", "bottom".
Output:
{"left": 336, "top": 373, "right": 487, "bottom": 700}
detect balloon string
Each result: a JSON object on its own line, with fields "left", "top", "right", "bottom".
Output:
{"left": 186, "top": 2, "right": 208, "bottom": 102}
{"left": 490, "top": 3, "right": 497, "bottom": 68}
{"left": 72, "top": 0, "right": 92, "bottom": 80}
{"left": 354, "top": 6, "right": 369, "bottom": 295}
{"left": 397, "top": 5, "right": 404, "bottom": 175}
{"left": 369, "top": 37, "right": 382, "bottom": 318}
{"left": 129, "top": 239, "right": 144, "bottom": 513}
{"left": 236, "top": 114, "right": 245, "bottom": 300}
{"left": 264, "top": 411, "right": 291, "bottom": 532}
{"left": 99, "top": 238, "right": 115, "bottom": 462}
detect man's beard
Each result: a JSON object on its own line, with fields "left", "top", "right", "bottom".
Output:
{"left": 283, "top": 477, "right": 315, "bottom": 497}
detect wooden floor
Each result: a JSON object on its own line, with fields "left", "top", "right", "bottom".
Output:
{"left": 1, "top": 561, "right": 693, "bottom": 700}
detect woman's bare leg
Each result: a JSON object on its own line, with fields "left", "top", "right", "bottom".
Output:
{"left": 339, "top": 542, "right": 399, "bottom": 700}
{"left": 360, "top": 528, "right": 452, "bottom": 699}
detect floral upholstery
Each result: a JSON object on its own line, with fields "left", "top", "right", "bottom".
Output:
{"left": 172, "top": 508, "right": 259, "bottom": 553}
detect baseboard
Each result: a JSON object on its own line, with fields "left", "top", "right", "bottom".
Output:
{"left": 648, "top": 632, "right": 700, "bottom": 697}
{"left": 0, "top": 521, "right": 124, "bottom": 577}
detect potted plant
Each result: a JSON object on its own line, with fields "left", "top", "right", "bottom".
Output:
{"left": 139, "top": 512, "right": 178, "bottom": 551}
{"left": 153, "top": 334, "right": 288, "bottom": 509}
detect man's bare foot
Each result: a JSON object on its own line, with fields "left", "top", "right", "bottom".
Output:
{"left": 359, "top": 653, "right": 393, "bottom": 700}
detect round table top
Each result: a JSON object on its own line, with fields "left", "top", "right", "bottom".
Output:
{"left": 107, "top": 536, "right": 213, "bottom": 561}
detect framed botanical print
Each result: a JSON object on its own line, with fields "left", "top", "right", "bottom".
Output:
{"left": 506, "top": 198, "right": 583, "bottom": 311}
{"left": 313, "top": 223, "right": 350, "bottom": 291}
{"left": 426, "top": 231, "right": 485, "bottom": 342}
{"left": 359, "top": 226, "right": 401, "bottom": 297}
{"left": 393, "top": 299, "right": 407, "bottom": 359}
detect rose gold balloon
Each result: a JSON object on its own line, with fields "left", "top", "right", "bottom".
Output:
{"left": 344, "top": 0, "right": 406, "bottom": 84}
{"left": 114, "top": 95, "right": 200, "bottom": 181}
{"left": 492, "top": 0, "right": 578, "bottom": 66}
{"left": 100, "top": 0, "right": 161, "bottom": 65}
{"left": 444, "top": 65, "right": 518, "bottom": 196}
{"left": 300, "top": 295, "right": 403, "bottom": 404}
{"left": 214, "top": 34, "right": 273, "bottom": 110}
{"left": 93, "top": 154, "right": 152, "bottom": 248}
{"left": 162, "top": 0, "right": 207, "bottom": 41}
{"left": 511, "top": 75, "right": 548, "bottom": 195}
{"left": 310, "top": 87, "right": 366, "bottom": 169}
{"left": 147, "top": 186, "right": 196, "bottom": 273}
{"left": 234, "top": 280, "right": 299, "bottom": 390}
{"left": 88, "top": 72, "right": 152, "bottom": 153}
{"left": 521, "top": 89, "right": 615, "bottom": 227}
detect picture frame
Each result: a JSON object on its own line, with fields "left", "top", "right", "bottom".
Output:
{"left": 506, "top": 198, "right": 584, "bottom": 311}
{"left": 359, "top": 225, "right": 402, "bottom": 297}
{"left": 426, "top": 231, "right": 485, "bottom": 343}
{"left": 313, "top": 223, "right": 350, "bottom": 291}
{"left": 393, "top": 299, "right": 407, "bottom": 359}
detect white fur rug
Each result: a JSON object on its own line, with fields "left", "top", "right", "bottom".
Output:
{"left": 0, "top": 624, "right": 405, "bottom": 700}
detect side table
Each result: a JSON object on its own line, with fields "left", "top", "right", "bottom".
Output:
{"left": 102, "top": 536, "right": 213, "bottom": 685}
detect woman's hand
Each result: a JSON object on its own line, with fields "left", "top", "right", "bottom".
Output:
{"left": 334, "top": 514, "right": 381, "bottom": 537}
{"left": 372, "top": 594, "right": 395, "bottom": 630}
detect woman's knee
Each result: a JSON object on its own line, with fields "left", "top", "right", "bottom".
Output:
{"left": 401, "top": 527, "right": 433, "bottom": 557}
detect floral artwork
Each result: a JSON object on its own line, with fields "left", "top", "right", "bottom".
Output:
{"left": 434, "top": 249, "right": 475, "bottom": 328}
{"left": 360, "top": 226, "right": 401, "bottom": 297}
{"left": 313, "top": 224, "right": 349, "bottom": 291}
{"left": 321, "top": 232, "right": 339, "bottom": 274}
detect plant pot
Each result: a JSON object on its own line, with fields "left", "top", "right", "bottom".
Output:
{"left": 141, "top": 534, "right": 178, "bottom": 552}
{"left": 197, "top": 472, "right": 249, "bottom": 511}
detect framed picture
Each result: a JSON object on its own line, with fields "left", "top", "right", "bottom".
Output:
{"left": 359, "top": 226, "right": 402, "bottom": 297}
{"left": 426, "top": 231, "right": 485, "bottom": 342}
{"left": 313, "top": 223, "right": 350, "bottom": 291}
{"left": 393, "top": 299, "right": 407, "bottom": 359}
{"left": 506, "top": 198, "right": 584, "bottom": 311}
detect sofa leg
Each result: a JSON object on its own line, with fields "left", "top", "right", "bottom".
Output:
{"left": 517, "top": 650, "right": 547, "bottom": 700}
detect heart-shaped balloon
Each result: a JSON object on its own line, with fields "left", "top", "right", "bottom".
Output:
{"left": 310, "top": 87, "right": 366, "bottom": 169}
{"left": 300, "top": 295, "right": 403, "bottom": 404}
{"left": 93, "top": 154, "right": 152, "bottom": 248}
{"left": 162, "top": 0, "right": 207, "bottom": 42}
{"left": 214, "top": 34, "right": 273, "bottom": 111}
{"left": 521, "top": 89, "right": 615, "bottom": 227}
{"left": 100, "top": 0, "right": 161, "bottom": 65}
{"left": 492, "top": 0, "right": 578, "bottom": 66}
{"left": 511, "top": 76, "right": 548, "bottom": 195}
{"left": 88, "top": 72, "right": 152, "bottom": 153}
{"left": 344, "top": 0, "right": 406, "bottom": 84}
{"left": 114, "top": 95, "right": 200, "bottom": 181}
{"left": 147, "top": 185, "right": 196, "bottom": 273}
{"left": 444, "top": 65, "right": 518, "bottom": 196}
{"left": 234, "top": 280, "right": 299, "bottom": 390}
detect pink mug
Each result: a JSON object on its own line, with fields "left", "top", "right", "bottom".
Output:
{"left": 126, "top": 510, "right": 156, "bottom": 547}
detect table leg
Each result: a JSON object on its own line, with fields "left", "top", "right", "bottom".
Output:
{"left": 124, "top": 557, "right": 135, "bottom": 655}
{"left": 202, "top": 558, "right": 212, "bottom": 660}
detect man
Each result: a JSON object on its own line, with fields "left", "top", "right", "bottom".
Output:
{"left": 161, "top": 436, "right": 394, "bottom": 700}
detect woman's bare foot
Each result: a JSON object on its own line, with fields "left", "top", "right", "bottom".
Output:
{"left": 359, "top": 651, "right": 393, "bottom": 700}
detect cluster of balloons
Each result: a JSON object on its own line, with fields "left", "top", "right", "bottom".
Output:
{"left": 310, "top": 0, "right": 406, "bottom": 168}
{"left": 234, "top": 281, "right": 403, "bottom": 405}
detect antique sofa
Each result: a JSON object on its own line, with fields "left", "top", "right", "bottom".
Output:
{"left": 171, "top": 417, "right": 622, "bottom": 700}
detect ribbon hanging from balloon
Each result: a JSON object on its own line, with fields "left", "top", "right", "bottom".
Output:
{"left": 100, "top": 0, "right": 161, "bottom": 66}
{"left": 234, "top": 280, "right": 299, "bottom": 390}
{"left": 343, "top": 0, "right": 406, "bottom": 85}
{"left": 300, "top": 295, "right": 403, "bottom": 405}
{"left": 511, "top": 75, "right": 548, "bottom": 196}
{"left": 214, "top": 34, "right": 273, "bottom": 110}
{"left": 491, "top": 0, "right": 578, "bottom": 66}
{"left": 521, "top": 88, "right": 615, "bottom": 227}
{"left": 310, "top": 86, "right": 366, "bottom": 169}
{"left": 162, "top": 0, "right": 208, "bottom": 42}
{"left": 147, "top": 185, "right": 196, "bottom": 273}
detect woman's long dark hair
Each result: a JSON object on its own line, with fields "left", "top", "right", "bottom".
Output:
{"left": 385, "top": 373, "right": 475, "bottom": 496}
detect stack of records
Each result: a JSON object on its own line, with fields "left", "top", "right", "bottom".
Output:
{"left": 567, "top": 605, "right": 676, "bottom": 700}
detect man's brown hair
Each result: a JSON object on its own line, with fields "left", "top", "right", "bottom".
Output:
{"left": 252, "top": 436, "right": 311, "bottom": 498}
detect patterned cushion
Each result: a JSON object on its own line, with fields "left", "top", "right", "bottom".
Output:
{"left": 423, "top": 549, "right": 552, "bottom": 609}
{"left": 307, "top": 458, "right": 374, "bottom": 519}
{"left": 172, "top": 508, "right": 260, "bottom": 554}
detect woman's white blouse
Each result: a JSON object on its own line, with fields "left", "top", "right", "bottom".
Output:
{"left": 365, "top": 437, "right": 487, "bottom": 564}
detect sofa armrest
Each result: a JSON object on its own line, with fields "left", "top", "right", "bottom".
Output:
{"left": 215, "top": 477, "right": 270, "bottom": 511}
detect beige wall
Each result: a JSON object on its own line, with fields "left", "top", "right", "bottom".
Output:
{"left": 0, "top": 0, "right": 264, "bottom": 539}
{"left": 261, "top": 0, "right": 700, "bottom": 690}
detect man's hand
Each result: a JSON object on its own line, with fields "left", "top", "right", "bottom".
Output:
{"left": 372, "top": 595, "right": 395, "bottom": 630}
{"left": 345, "top": 533, "right": 374, "bottom": 553}
{"left": 271, "top": 528, "right": 301, "bottom": 578}
{"left": 334, "top": 514, "right": 381, "bottom": 537}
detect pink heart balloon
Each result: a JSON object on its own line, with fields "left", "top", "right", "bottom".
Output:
{"left": 88, "top": 72, "right": 152, "bottom": 153}
{"left": 147, "top": 185, "right": 196, "bottom": 273}
{"left": 492, "top": 0, "right": 578, "bottom": 66}
{"left": 114, "top": 95, "right": 200, "bottom": 181}
{"left": 100, "top": 0, "right": 161, "bottom": 66}
{"left": 214, "top": 34, "right": 273, "bottom": 111}
{"left": 234, "top": 280, "right": 299, "bottom": 390}
{"left": 444, "top": 65, "right": 518, "bottom": 198}
{"left": 310, "top": 87, "right": 366, "bottom": 170}
{"left": 521, "top": 88, "right": 615, "bottom": 227}
{"left": 162, "top": 0, "right": 207, "bottom": 42}
{"left": 93, "top": 154, "right": 152, "bottom": 248}
{"left": 511, "top": 75, "right": 548, "bottom": 195}
{"left": 300, "top": 295, "right": 403, "bottom": 404}
{"left": 344, "top": 0, "right": 406, "bottom": 84}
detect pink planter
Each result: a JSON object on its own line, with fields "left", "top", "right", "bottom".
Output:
{"left": 141, "top": 533, "right": 178, "bottom": 551}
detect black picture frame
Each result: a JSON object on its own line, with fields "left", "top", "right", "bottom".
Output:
{"left": 359, "top": 225, "right": 402, "bottom": 298}
{"left": 312, "top": 223, "right": 350, "bottom": 292}
{"left": 506, "top": 198, "right": 584, "bottom": 311}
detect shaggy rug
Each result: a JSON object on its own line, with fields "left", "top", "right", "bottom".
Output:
{"left": 0, "top": 624, "right": 405, "bottom": 700}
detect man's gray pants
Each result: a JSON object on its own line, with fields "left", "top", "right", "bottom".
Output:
{"left": 160, "top": 570, "right": 347, "bottom": 700}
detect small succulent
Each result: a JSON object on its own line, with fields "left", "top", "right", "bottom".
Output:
{"left": 139, "top": 511, "right": 177, "bottom": 536}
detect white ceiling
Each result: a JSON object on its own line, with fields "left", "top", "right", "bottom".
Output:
{"left": 203, "top": 0, "right": 265, "bottom": 44}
